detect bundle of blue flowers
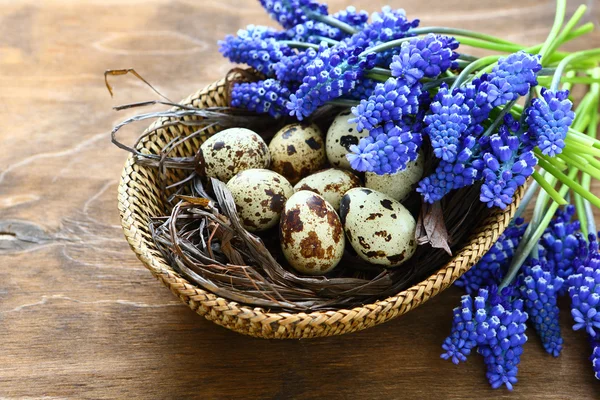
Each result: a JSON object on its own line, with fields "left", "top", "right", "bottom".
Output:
{"left": 220, "top": 0, "right": 600, "bottom": 390}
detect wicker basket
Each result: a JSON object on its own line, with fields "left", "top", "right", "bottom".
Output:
{"left": 117, "top": 76, "right": 525, "bottom": 339}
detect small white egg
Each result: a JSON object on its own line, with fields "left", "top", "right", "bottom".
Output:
{"left": 340, "top": 188, "right": 417, "bottom": 267}
{"left": 269, "top": 123, "right": 326, "bottom": 184}
{"left": 280, "top": 191, "right": 345, "bottom": 275}
{"left": 199, "top": 128, "right": 270, "bottom": 182}
{"left": 365, "top": 152, "right": 425, "bottom": 202}
{"left": 294, "top": 168, "right": 362, "bottom": 212}
{"left": 227, "top": 169, "right": 294, "bottom": 232}
{"left": 326, "top": 109, "right": 370, "bottom": 170}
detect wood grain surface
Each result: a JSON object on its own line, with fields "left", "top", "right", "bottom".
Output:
{"left": 1, "top": 0, "right": 600, "bottom": 398}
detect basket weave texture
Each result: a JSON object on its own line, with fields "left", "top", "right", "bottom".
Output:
{"left": 117, "top": 76, "right": 525, "bottom": 339}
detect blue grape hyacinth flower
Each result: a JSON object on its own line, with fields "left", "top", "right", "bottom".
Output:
{"left": 568, "top": 235, "right": 600, "bottom": 337}
{"left": 417, "top": 135, "right": 484, "bottom": 203}
{"left": 482, "top": 51, "right": 542, "bottom": 107}
{"left": 347, "top": 122, "right": 422, "bottom": 174}
{"left": 455, "top": 220, "right": 526, "bottom": 294}
{"left": 287, "top": 44, "right": 377, "bottom": 119}
{"left": 541, "top": 205, "right": 586, "bottom": 290}
{"left": 591, "top": 339, "right": 600, "bottom": 379}
{"left": 219, "top": 26, "right": 293, "bottom": 76}
{"left": 274, "top": 42, "right": 328, "bottom": 85}
{"left": 519, "top": 259, "right": 564, "bottom": 357}
{"left": 442, "top": 287, "right": 529, "bottom": 390}
{"left": 231, "top": 79, "right": 291, "bottom": 119}
{"left": 350, "top": 77, "right": 422, "bottom": 132}
{"left": 390, "top": 34, "right": 459, "bottom": 85}
{"left": 259, "top": 0, "right": 328, "bottom": 29}
{"left": 424, "top": 84, "right": 472, "bottom": 163}
{"left": 480, "top": 119, "right": 537, "bottom": 209}
{"left": 525, "top": 88, "right": 575, "bottom": 157}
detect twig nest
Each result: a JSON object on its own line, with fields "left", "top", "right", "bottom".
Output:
{"left": 227, "top": 169, "right": 294, "bottom": 232}
{"left": 280, "top": 191, "right": 345, "bottom": 275}
{"left": 365, "top": 151, "right": 425, "bottom": 202}
{"left": 268, "top": 123, "right": 326, "bottom": 184}
{"left": 199, "top": 127, "right": 270, "bottom": 182}
{"left": 340, "top": 188, "right": 417, "bottom": 267}
{"left": 293, "top": 168, "right": 362, "bottom": 212}
{"left": 326, "top": 109, "right": 369, "bottom": 170}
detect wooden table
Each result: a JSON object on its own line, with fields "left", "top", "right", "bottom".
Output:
{"left": 1, "top": 0, "right": 599, "bottom": 398}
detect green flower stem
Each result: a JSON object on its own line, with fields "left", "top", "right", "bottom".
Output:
{"left": 544, "top": 4, "right": 588, "bottom": 61}
{"left": 482, "top": 99, "right": 518, "bottom": 136}
{"left": 458, "top": 53, "right": 479, "bottom": 62}
{"left": 280, "top": 41, "right": 321, "bottom": 50}
{"left": 364, "top": 73, "right": 390, "bottom": 82}
{"left": 529, "top": 170, "right": 556, "bottom": 259}
{"left": 499, "top": 168, "right": 576, "bottom": 290}
{"left": 538, "top": 0, "right": 567, "bottom": 63}
{"left": 451, "top": 55, "right": 500, "bottom": 89}
{"left": 532, "top": 170, "right": 568, "bottom": 205}
{"left": 312, "top": 36, "right": 339, "bottom": 46}
{"left": 551, "top": 49, "right": 600, "bottom": 91}
{"left": 560, "top": 70, "right": 577, "bottom": 92}
{"left": 535, "top": 149, "right": 568, "bottom": 170}
{"left": 558, "top": 152, "right": 600, "bottom": 181}
{"left": 369, "top": 67, "right": 392, "bottom": 77}
{"left": 360, "top": 37, "right": 414, "bottom": 56}
{"left": 583, "top": 69, "right": 600, "bottom": 235}
{"left": 539, "top": 76, "right": 600, "bottom": 85}
{"left": 568, "top": 129, "right": 600, "bottom": 149}
{"left": 306, "top": 11, "right": 358, "bottom": 35}
{"left": 537, "top": 157, "right": 600, "bottom": 208}
{"left": 565, "top": 137, "right": 600, "bottom": 156}
{"left": 574, "top": 191, "right": 589, "bottom": 237}
{"left": 514, "top": 181, "right": 540, "bottom": 220}
{"left": 411, "top": 27, "right": 518, "bottom": 45}
{"left": 326, "top": 98, "right": 360, "bottom": 107}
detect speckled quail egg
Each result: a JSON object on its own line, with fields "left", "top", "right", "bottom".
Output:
{"left": 340, "top": 188, "right": 417, "bottom": 267}
{"left": 269, "top": 123, "right": 326, "bottom": 184}
{"left": 226, "top": 169, "right": 294, "bottom": 232}
{"left": 365, "top": 151, "right": 425, "bottom": 202}
{"left": 293, "top": 168, "right": 362, "bottom": 212}
{"left": 199, "top": 128, "right": 270, "bottom": 182}
{"left": 280, "top": 191, "right": 345, "bottom": 275}
{"left": 326, "top": 109, "right": 370, "bottom": 170}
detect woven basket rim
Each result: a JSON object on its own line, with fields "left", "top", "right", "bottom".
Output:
{"left": 117, "top": 77, "right": 524, "bottom": 339}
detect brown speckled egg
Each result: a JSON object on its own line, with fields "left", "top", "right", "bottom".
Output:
{"left": 365, "top": 151, "right": 425, "bottom": 202}
{"left": 280, "top": 191, "right": 345, "bottom": 275}
{"left": 227, "top": 169, "right": 294, "bottom": 232}
{"left": 199, "top": 128, "right": 270, "bottom": 182}
{"left": 293, "top": 168, "right": 362, "bottom": 212}
{"left": 340, "top": 188, "right": 417, "bottom": 268}
{"left": 326, "top": 109, "right": 370, "bottom": 170}
{"left": 269, "top": 123, "right": 326, "bottom": 184}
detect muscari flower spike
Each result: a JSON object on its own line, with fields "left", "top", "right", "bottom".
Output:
{"left": 219, "top": 25, "right": 293, "bottom": 76}
{"left": 424, "top": 84, "right": 472, "bottom": 163}
{"left": 345, "top": 6, "right": 419, "bottom": 66}
{"left": 525, "top": 88, "right": 575, "bottom": 157}
{"left": 455, "top": 219, "right": 527, "bottom": 294}
{"left": 568, "top": 234, "right": 600, "bottom": 338}
{"left": 259, "top": 0, "right": 328, "bottom": 30}
{"left": 441, "top": 287, "right": 528, "bottom": 390}
{"left": 274, "top": 42, "right": 328, "bottom": 85}
{"left": 332, "top": 6, "right": 370, "bottom": 29}
{"left": 390, "top": 34, "right": 460, "bottom": 86}
{"left": 347, "top": 122, "right": 422, "bottom": 174}
{"left": 480, "top": 116, "right": 537, "bottom": 209}
{"left": 287, "top": 45, "right": 377, "bottom": 119}
{"left": 417, "top": 135, "right": 484, "bottom": 203}
{"left": 277, "top": 20, "right": 345, "bottom": 43}
{"left": 541, "top": 205, "right": 587, "bottom": 290}
{"left": 480, "top": 51, "right": 542, "bottom": 108}
{"left": 231, "top": 79, "right": 291, "bottom": 119}
{"left": 518, "top": 259, "right": 564, "bottom": 357}
{"left": 350, "top": 77, "right": 422, "bottom": 132}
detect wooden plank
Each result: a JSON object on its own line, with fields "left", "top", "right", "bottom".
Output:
{"left": 1, "top": 0, "right": 599, "bottom": 398}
